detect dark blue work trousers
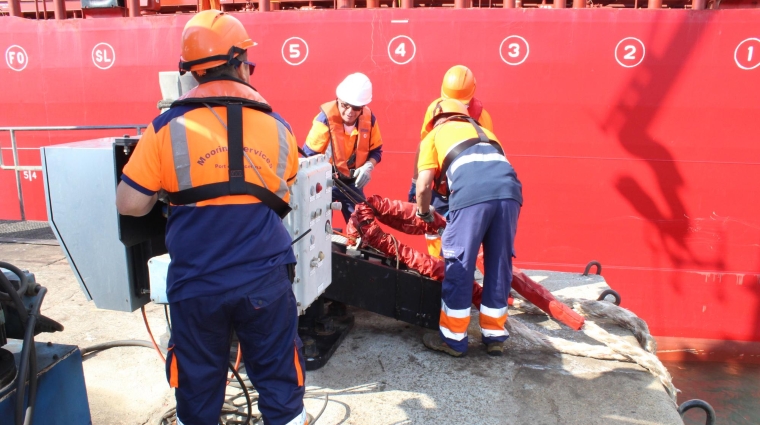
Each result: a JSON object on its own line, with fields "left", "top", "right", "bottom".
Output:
{"left": 439, "top": 198, "right": 521, "bottom": 353}
{"left": 166, "top": 265, "right": 305, "bottom": 425}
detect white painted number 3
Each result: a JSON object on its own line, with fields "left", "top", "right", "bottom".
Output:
{"left": 289, "top": 44, "right": 300, "bottom": 59}
{"left": 508, "top": 43, "right": 520, "bottom": 58}
{"left": 395, "top": 43, "right": 406, "bottom": 57}
{"left": 624, "top": 45, "right": 636, "bottom": 60}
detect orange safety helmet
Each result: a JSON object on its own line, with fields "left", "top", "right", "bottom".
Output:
{"left": 440, "top": 65, "right": 476, "bottom": 104}
{"left": 179, "top": 10, "right": 254, "bottom": 75}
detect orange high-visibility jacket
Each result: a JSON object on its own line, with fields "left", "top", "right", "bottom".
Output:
{"left": 122, "top": 80, "right": 298, "bottom": 209}
{"left": 304, "top": 101, "right": 382, "bottom": 179}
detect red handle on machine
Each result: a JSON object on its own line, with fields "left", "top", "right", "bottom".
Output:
{"left": 477, "top": 253, "right": 585, "bottom": 330}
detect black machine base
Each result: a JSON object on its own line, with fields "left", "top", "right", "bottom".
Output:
{"left": 298, "top": 298, "right": 354, "bottom": 371}
{"left": 296, "top": 243, "right": 444, "bottom": 371}
{"left": 324, "top": 244, "right": 442, "bottom": 330}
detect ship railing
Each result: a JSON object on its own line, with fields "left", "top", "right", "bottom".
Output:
{"left": 0, "top": 125, "right": 147, "bottom": 221}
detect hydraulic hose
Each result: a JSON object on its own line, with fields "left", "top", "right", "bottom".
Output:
{"left": 14, "top": 286, "right": 46, "bottom": 425}
{"left": 82, "top": 340, "right": 165, "bottom": 356}
{"left": 0, "top": 261, "right": 30, "bottom": 299}
{"left": 0, "top": 269, "right": 28, "bottom": 323}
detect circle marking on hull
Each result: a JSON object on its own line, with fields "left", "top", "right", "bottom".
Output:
{"left": 499, "top": 36, "right": 529, "bottom": 66}
{"left": 615, "top": 37, "right": 645, "bottom": 68}
{"left": 5, "top": 45, "right": 28, "bottom": 72}
{"left": 388, "top": 35, "right": 416, "bottom": 65}
{"left": 282, "top": 37, "right": 309, "bottom": 66}
{"left": 734, "top": 38, "right": 760, "bottom": 70}
{"left": 92, "top": 43, "right": 116, "bottom": 70}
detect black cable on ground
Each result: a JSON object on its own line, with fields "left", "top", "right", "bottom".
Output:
{"left": 227, "top": 362, "right": 253, "bottom": 425}
{"left": 305, "top": 393, "right": 329, "bottom": 425}
{"left": 163, "top": 305, "right": 172, "bottom": 333}
{"left": 14, "top": 286, "right": 46, "bottom": 425}
{"left": 81, "top": 340, "right": 163, "bottom": 356}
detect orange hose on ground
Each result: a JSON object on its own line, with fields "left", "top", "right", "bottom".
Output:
{"left": 141, "top": 306, "right": 166, "bottom": 362}
{"left": 227, "top": 343, "right": 242, "bottom": 385}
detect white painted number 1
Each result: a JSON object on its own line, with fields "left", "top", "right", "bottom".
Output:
{"left": 289, "top": 44, "right": 300, "bottom": 59}
{"left": 395, "top": 43, "right": 406, "bottom": 57}
{"left": 624, "top": 45, "right": 636, "bottom": 60}
{"left": 748, "top": 46, "right": 754, "bottom": 62}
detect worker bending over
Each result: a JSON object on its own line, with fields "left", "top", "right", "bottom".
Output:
{"left": 410, "top": 65, "right": 495, "bottom": 256}
{"left": 303, "top": 73, "right": 383, "bottom": 222}
{"left": 115, "top": 11, "right": 306, "bottom": 425}
{"left": 415, "top": 100, "right": 522, "bottom": 357}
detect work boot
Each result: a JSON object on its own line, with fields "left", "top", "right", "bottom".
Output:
{"left": 423, "top": 333, "right": 464, "bottom": 357}
{"left": 485, "top": 342, "right": 504, "bottom": 357}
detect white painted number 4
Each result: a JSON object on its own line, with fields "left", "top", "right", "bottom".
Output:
{"left": 289, "top": 44, "right": 300, "bottom": 59}
{"left": 23, "top": 171, "right": 37, "bottom": 181}
{"left": 508, "top": 43, "right": 520, "bottom": 58}
{"left": 395, "top": 43, "right": 406, "bottom": 57}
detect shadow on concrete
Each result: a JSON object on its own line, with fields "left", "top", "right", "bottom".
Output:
{"left": 307, "top": 309, "right": 683, "bottom": 424}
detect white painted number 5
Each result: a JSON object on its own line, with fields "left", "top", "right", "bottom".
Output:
{"left": 289, "top": 44, "right": 300, "bottom": 59}
{"left": 624, "top": 45, "right": 636, "bottom": 60}
{"left": 508, "top": 43, "right": 520, "bottom": 58}
{"left": 395, "top": 43, "right": 406, "bottom": 57}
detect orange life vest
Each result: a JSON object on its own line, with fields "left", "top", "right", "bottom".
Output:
{"left": 320, "top": 100, "right": 372, "bottom": 179}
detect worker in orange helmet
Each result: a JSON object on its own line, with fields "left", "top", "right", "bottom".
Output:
{"left": 302, "top": 73, "right": 384, "bottom": 223}
{"left": 409, "top": 65, "right": 494, "bottom": 257}
{"left": 115, "top": 10, "right": 307, "bottom": 425}
{"left": 415, "top": 99, "right": 522, "bottom": 357}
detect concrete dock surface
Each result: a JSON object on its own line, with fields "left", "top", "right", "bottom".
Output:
{"left": 0, "top": 242, "right": 683, "bottom": 425}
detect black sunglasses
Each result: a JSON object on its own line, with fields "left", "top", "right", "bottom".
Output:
{"left": 338, "top": 100, "right": 362, "bottom": 112}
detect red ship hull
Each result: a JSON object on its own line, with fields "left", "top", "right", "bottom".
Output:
{"left": 1, "top": 10, "right": 759, "bottom": 355}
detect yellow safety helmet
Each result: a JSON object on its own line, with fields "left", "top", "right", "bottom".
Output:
{"left": 179, "top": 10, "right": 254, "bottom": 75}
{"left": 441, "top": 65, "right": 476, "bottom": 104}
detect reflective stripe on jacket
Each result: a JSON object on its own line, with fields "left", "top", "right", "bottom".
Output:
{"left": 122, "top": 79, "right": 298, "bottom": 207}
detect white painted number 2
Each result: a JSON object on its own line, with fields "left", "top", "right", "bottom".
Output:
{"left": 289, "top": 44, "right": 300, "bottom": 59}
{"left": 624, "top": 45, "right": 636, "bottom": 60}
{"left": 615, "top": 37, "right": 645, "bottom": 68}
{"left": 395, "top": 43, "right": 406, "bottom": 57}
{"left": 23, "top": 171, "right": 37, "bottom": 181}
{"left": 508, "top": 43, "right": 520, "bottom": 58}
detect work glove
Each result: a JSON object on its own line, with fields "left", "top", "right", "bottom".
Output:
{"left": 408, "top": 179, "right": 417, "bottom": 203}
{"left": 416, "top": 205, "right": 436, "bottom": 223}
{"left": 353, "top": 162, "right": 374, "bottom": 189}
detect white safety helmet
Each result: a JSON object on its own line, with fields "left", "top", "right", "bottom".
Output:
{"left": 336, "top": 73, "right": 373, "bottom": 107}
